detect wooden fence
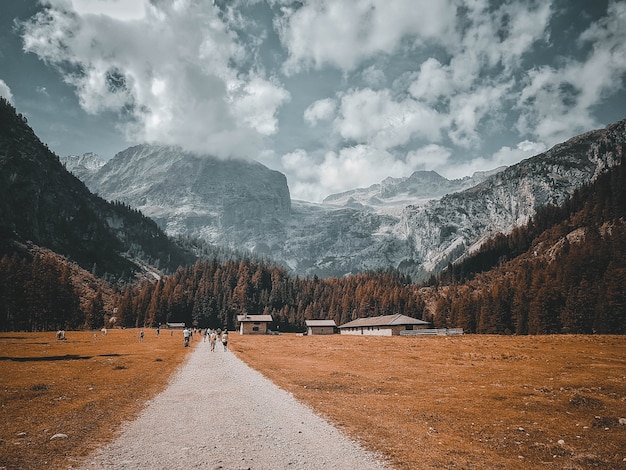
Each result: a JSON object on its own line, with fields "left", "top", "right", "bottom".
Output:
{"left": 400, "top": 328, "right": 464, "bottom": 336}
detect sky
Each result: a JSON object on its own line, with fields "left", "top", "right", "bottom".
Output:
{"left": 1, "top": 0, "right": 625, "bottom": 202}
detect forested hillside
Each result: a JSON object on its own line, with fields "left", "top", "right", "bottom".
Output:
{"left": 429, "top": 159, "right": 626, "bottom": 334}
{"left": 0, "top": 97, "right": 194, "bottom": 279}
{"left": 0, "top": 246, "right": 117, "bottom": 331}
{"left": 114, "top": 262, "right": 421, "bottom": 331}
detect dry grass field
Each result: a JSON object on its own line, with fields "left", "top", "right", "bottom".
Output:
{"left": 232, "top": 334, "right": 626, "bottom": 470}
{"left": 0, "top": 329, "right": 191, "bottom": 470}
{"left": 0, "top": 332, "right": 624, "bottom": 469}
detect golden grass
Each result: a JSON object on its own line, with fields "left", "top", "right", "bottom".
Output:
{"left": 0, "top": 329, "right": 191, "bottom": 470}
{"left": 231, "top": 334, "right": 626, "bottom": 470}
{"left": 1, "top": 332, "right": 624, "bottom": 469}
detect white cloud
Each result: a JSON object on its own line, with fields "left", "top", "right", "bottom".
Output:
{"left": 303, "top": 98, "right": 336, "bottom": 127}
{"left": 21, "top": 0, "right": 290, "bottom": 158}
{"left": 231, "top": 77, "right": 291, "bottom": 136}
{"left": 0, "top": 79, "right": 13, "bottom": 104}
{"left": 408, "top": 58, "right": 452, "bottom": 105}
{"left": 405, "top": 144, "right": 452, "bottom": 173}
{"left": 516, "top": 1, "right": 626, "bottom": 145}
{"left": 71, "top": 0, "right": 147, "bottom": 21}
{"left": 276, "top": 0, "right": 456, "bottom": 73}
{"left": 282, "top": 145, "right": 417, "bottom": 201}
{"left": 447, "top": 81, "right": 512, "bottom": 148}
{"left": 334, "top": 88, "right": 444, "bottom": 149}
{"left": 360, "top": 65, "right": 386, "bottom": 88}
{"left": 440, "top": 140, "right": 547, "bottom": 180}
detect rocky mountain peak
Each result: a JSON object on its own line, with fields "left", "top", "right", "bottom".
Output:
{"left": 79, "top": 144, "right": 292, "bottom": 249}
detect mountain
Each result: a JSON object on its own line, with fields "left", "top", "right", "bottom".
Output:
{"left": 77, "top": 144, "right": 291, "bottom": 253}
{"left": 60, "top": 152, "right": 106, "bottom": 181}
{"left": 425, "top": 160, "right": 626, "bottom": 334}
{"left": 65, "top": 118, "right": 626, "bottom": 280}
{"left": 400, "top": 120, "right": 626, "bottom": 278}
{"left": 0, "top": 98, "right": 194, "bottom": 279}
{"left": 323, "top": 168, "right": 505, "bottom": 212}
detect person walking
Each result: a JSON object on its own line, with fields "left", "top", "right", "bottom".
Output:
{"left": 183, "top": 327, "right": 190, "bottom": 347}
{"left": 209, "top": 330, "right": 217, "bottom": 352}
{"left": 221, "top": 330, "right": 229, "bottom": 351}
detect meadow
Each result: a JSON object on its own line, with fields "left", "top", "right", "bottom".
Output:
{"left": 0, "top": 329, "right": 190, "bottom": 469}
{"left": 232, "top": 334, "right": 626, "bottom": 469}
{"left": 1, "top": 331, "right": 624, "bottom": 469}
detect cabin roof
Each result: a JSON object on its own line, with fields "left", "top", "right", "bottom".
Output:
{"left": 305, "top": 320, "right": 337, "bottom": 327}
{"left": 339, "top": 314, "right": 428, "bottom": 329}
{"left": 236, "top": 315, "right": 273, "bottom": 322}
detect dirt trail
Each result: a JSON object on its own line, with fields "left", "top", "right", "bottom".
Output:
{"left": 78, "top": 339, "right": 389, "bottom": 469}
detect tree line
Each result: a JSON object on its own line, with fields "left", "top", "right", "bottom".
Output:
{"left": 115, "top": 262, "right": 422, "bottom": 331}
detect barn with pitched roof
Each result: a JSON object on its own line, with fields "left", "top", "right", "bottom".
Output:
{"left": 339, "top": 314, "right": 429, "bottom": 336}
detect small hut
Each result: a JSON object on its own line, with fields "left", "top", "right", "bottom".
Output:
{"left": 236, "top": 314, "right": 273, "bottom": 335}
{"left": 305, "top": 319, "right": 337, "bottom": 335}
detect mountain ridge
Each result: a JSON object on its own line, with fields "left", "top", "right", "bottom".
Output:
{"left": 59, "top": 111, "right": 626, "bottom": 280}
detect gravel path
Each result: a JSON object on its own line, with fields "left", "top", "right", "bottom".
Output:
{"left": 78, "top": 340, "right": 390, "bottom": 469}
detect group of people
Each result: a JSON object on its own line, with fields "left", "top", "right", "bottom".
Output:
{"left": 182, "top": 327, "right": 228, "bottom": 351}
{"left": 206, "top": 328, "right": 228, "bottom": 351}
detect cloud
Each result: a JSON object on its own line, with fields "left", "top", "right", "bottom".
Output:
{"left": 72, "top": 0, "right": 146, "bottom": 21}
{"left": 405, "top": 144, "right": 452, "bottom": 173}
{"left": 303, "top": 98, "right": 336, "bottom": 127}
{"left": 408, "top": 58, "right": 453, "bottom": 105}
{"left": 406, "top": 1, "right": 552, "bottom": 148}
{"left": 334, "top": 88, "right": 444, "bottom": 149}
{"left": 0, "top": 79, "right": 13, "bottom": 104}
{"left": 516, "top": 1, "right": 626, "bottom": 145}
{"left": 446, "top": 81, "right": 512, "bottom": 148}
{"left": 20, "top": 0, "right": 290, "bottom": 158}
{"left": 276, "top": 0, "right": 456, "bottom": 73}
{"left": 439, "top": 140, "right": 547, "bottom": 180}
{"left": 360, "top": 65, "right": 386, "bottom": 88}
{"left": 284, "top": 144, "right": 440, "bottom": 201}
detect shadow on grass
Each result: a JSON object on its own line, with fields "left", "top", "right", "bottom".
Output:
{"left": 0, "top": 354, "right": 93, "bottom": 361}
{"left": 0, "top": 353, "right": 128, "bottom": 362}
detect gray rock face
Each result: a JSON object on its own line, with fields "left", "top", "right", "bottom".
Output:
{"left": 323, "top": 168, "right": 504, "bottom": 208}
{"left": 75, "top": 145, "right": 291, "bottom": 251}
{"left": 60, "top": 152, "right": 106, "bottom": 181}
{"left": 286, "top": 120, "right": 625, "bottom": 279}
{"left": 69, "top": 120, "right": 626, "bottom": 280}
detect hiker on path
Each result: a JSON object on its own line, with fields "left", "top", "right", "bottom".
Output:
{"left": 209, "top": 330, "right": 217, "bottom": 351}
{"left": 221, "top": 330, "right": 229, "bottom": 351}
{"left": 183, "top": 327, "right": 190, "bottom": 347}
